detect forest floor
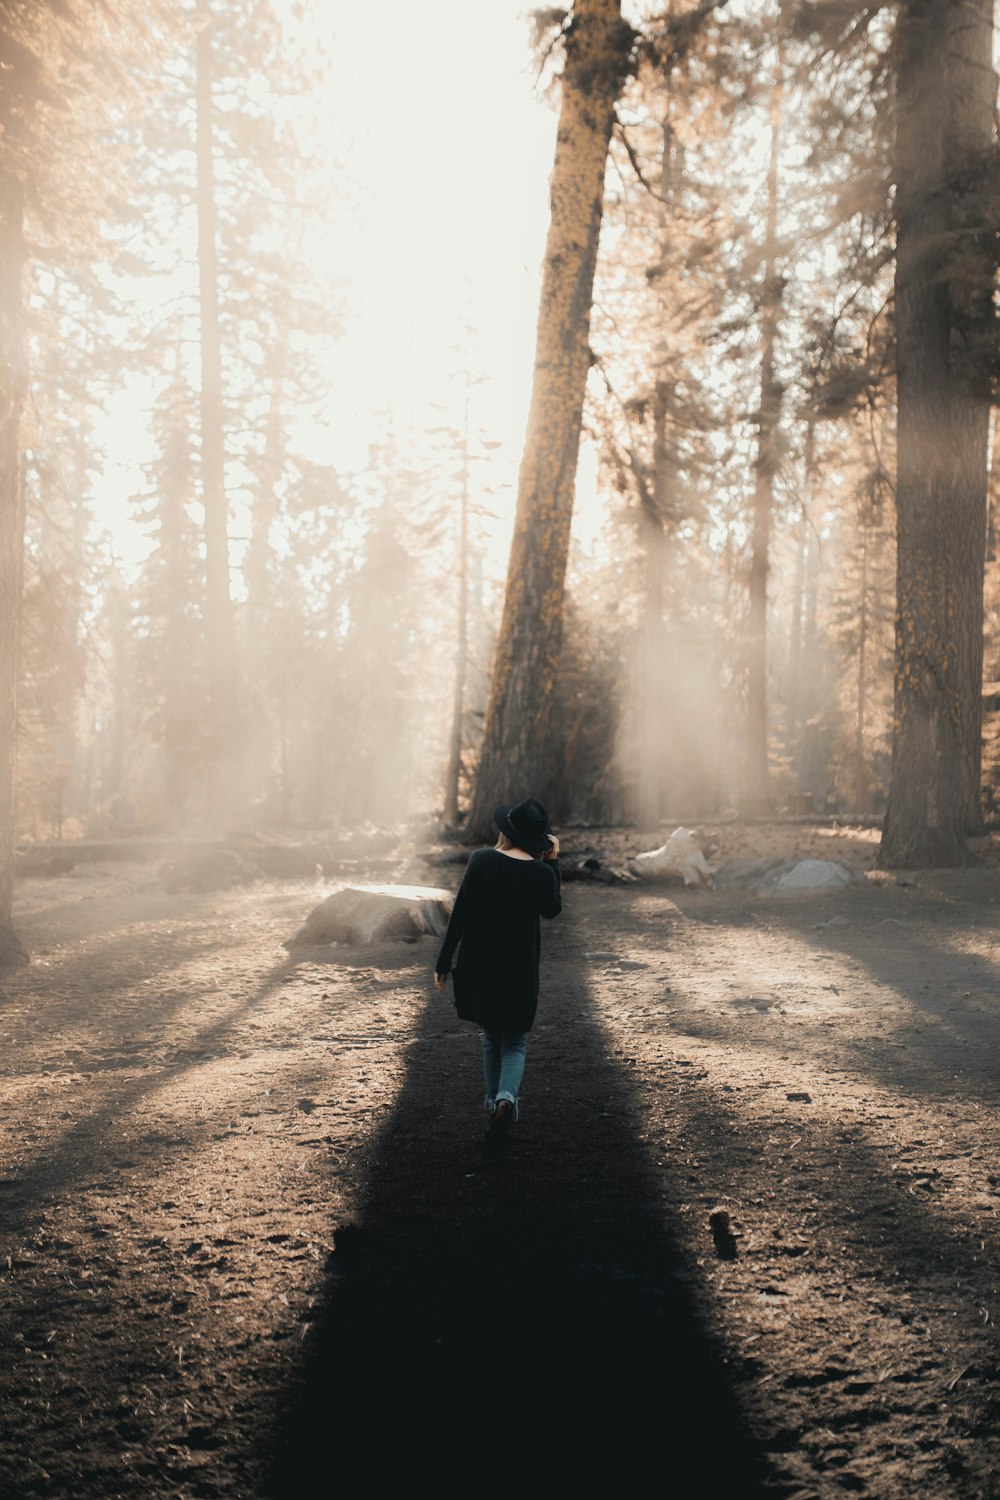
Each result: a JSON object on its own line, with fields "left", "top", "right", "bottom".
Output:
{"left": 1, "top": 822, "right": 999, "bottom": 1498}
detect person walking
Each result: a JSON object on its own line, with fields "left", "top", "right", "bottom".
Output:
{"left": 434, "top": 799, "right": 562, "bottom": 1151}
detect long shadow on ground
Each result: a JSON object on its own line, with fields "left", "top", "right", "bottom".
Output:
{"left": 266, "top": 925, "right": 778, "bottom": 1495}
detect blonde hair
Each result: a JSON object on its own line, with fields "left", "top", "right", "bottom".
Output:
{"left": 495, "top": 832, "right": 542, "bottom": 859}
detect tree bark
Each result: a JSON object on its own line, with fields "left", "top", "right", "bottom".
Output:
{"left": 948, "top": 0, "right": 994, "bottom": 836}
{"left": 0, "top": 163, "right": 28, "bottom": 966}
{"left": 466, "top": 0, "right": 630, "bottom": 842}
{"left": 743, "top": 66, "right": 783, "bottom": 815}
{"left": 196, "top": 4, "right": 239, "bottom": 816}
{"left": 879, "top": 0, "right": 994, "bottom": 866}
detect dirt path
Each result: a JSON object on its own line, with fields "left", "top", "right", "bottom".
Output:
{"left": 1, "top": 836, "right": 998, "bottom": 1497}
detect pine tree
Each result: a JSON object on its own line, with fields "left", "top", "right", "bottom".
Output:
{"left": 879, "top": 0, "right": 996, "bottom": 866}
{"left": 195, "top": 0, "right": 239, "bottom": 807}
{"left": 130, "top": 357, "right": 211, "bottom": 821}
{"left": 0, "top": 0, "right": 150, "bottom": 962}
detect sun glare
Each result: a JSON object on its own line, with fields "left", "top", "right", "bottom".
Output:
{"left": 89, "top": 2, "right": 559, "bottom": 585}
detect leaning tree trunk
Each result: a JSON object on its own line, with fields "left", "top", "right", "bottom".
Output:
{"left": 196, "top": 4, "right": 239, "bottom": 819}
{"left": 879, "top": 0, "right": 993, "bottom": 867}
{"left": 465, "top": 0, "right": 630, "bottom": 843}
{"left": 0, "top": 163, "right": 28, "bottom": 967}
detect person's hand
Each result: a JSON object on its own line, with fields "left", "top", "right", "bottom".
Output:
{"left": 543, "top": 834, "right": 560, "bottom": 861}
{"left": 434, "top": 972, "right": 448, "bottom": 992}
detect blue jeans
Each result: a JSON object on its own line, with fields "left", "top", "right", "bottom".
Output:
{"left": 482, "top": 1029, "right": 528, "bottom": 1116}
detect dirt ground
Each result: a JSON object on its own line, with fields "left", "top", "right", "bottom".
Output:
{"left": 1, "top": 822, "right": 999, "bottom": 1498}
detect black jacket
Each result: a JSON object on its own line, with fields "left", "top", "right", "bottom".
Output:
{"left": 435, "top": 847, "right": 562, "bottom": 1032}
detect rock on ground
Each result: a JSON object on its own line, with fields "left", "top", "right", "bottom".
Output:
{"left": 285, "top": 883, "right": 452, "bottom": 948}
{"left": 763, "top": 858, "right": 865, "bottom": 895}
{"left": 715, "top": 856, "right": 866, "bottom": 894}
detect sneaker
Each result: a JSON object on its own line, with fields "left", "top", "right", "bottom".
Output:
{"left": 493, "top": 1100, "right": 514, "bottom": 1132}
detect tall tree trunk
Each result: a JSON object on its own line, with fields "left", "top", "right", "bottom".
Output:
{"left": 635, "top": 376, "right": 672, "bottom": 827}
{"left": 466, "top": 0, "right": 630, "bottom": 841}
{"left": 245, "top": 351, "right": 285, "bottom": 814}
{"left": 949, "top": 0, "right": 994, "bottom": 836}
{"left": 443, "top": 383, "right": 471, "bottom": 828}
{"left": 787, "top": 420, "right": 816, "bottom": 761}
{"left": 635, "top": 502, "right": 666, "bottom": 828}
{"left": 160, "top": 383, "right": 194, "bottom": 818}
{"left": 245, "top": 353, "right": 285, "bottom": 647}
{"left": 635, "top": 111, "right": 677, "bottom": 829}
{"left": 743, "top": 65, "right": 783, "bottom": 814}
{"left": 854, "top": 523, "right": 870, "bottom": 814}
{"left": 196, "top": 5, "right": 239, "bottom": 818}
{"left": 0, "top": 163, "right": 27, "bottom": 967}
{"left": 787, "top": 521, "right": 806, "bottom": 750}
{"left": 105, "top": 578, "right": 129, "bottom": 804}
{"left": 879, "top": 0, "right": 994, "bottom": 867}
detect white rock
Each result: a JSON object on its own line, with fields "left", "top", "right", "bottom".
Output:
{"left": 774, "top": 859, "right": 852, "bottom": 893}
{"left": 286, "top": 883, "right": 452, "bottom": 947}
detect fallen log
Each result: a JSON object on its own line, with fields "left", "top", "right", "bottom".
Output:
{"left": 628, "top": 828, "right": 715, "bottom": 888}
{"left": 159, "top": 849, "right": 253, "bottom": 893}
{"left": 15, "top": 851, "right": 76, "bottom": 878}
{"left": 285, "top": 883, "right": 452, "bottom": 948}
{"left": 559, "top": 852, "right": 640, "bottom": 885}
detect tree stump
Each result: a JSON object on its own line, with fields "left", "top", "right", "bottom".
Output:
{"left": 285, "top": 884, "right": 452, "bottom": 949}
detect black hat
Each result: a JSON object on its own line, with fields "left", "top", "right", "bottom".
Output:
{"left": 494, "top": 798, "right": 553, "bottom": 854}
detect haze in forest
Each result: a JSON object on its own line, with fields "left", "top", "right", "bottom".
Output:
{"left": 0, "top": 0, "right": 997, "bottom": 966}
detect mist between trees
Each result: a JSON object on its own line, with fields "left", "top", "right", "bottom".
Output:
{"left": 1, "top": 0, "right": 998, "bottom": 959}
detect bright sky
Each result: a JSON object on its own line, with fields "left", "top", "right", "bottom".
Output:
{"left": 95, "top": 1, "right": 565, "bottom": 576}
{"left": 310, "top": 1, "right": 555, "bottom": 465}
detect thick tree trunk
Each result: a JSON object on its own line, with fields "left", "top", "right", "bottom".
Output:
{"left": 466, "top": 0, "right": 629, "bottom": 842}
{"left": 743, "top": 70, "right": 783, "bottom": 814}
{"left": 948, "top": 0, "right": 994, "bottom": 836}
{"left": 0, "top": 165, "right": 28, "bottom": 967}
{"left": 196, "top": 5, "right": 239, "bottom": 816}
{"left": 879, "top": 0, "right": 994, "bottom": 867}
